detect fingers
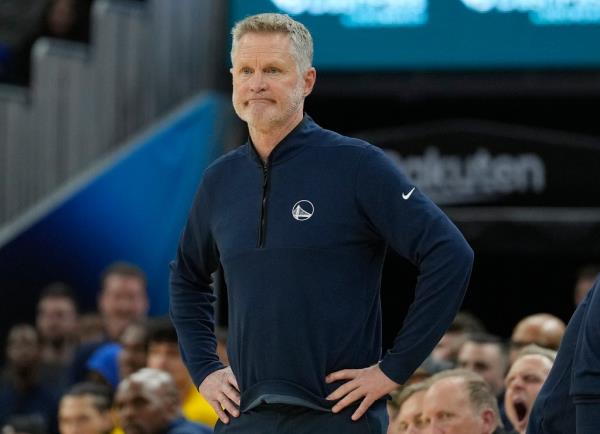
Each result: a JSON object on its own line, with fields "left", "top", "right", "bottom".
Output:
{"left": 210, "top": 399, "right": 230, "bottom": 424}
{"left": 326, "top": 369, "right": 358, "bottom": 383}
{"left": 326, "top": 380, "right": 359, "bottom": 401}
{"left": 222, "top": 382, "right": 241, "bottom": 406}
{"left": 351, "top": 396, "right": 375, "bottom": 421}
{"left": 227, "top": 372, "right": 240, "bottom": 391}
{"left": 332, "top": 388, "right": 364, "bottom": 413}
{"left": 219, "top": 393, "right": 240, "bottom": 418}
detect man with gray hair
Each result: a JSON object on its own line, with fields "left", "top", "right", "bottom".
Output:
{"left": 421, "top": 369, "right": 513, "bottom": 434}
{"left": 114, "top": 368, "right": 211, "bottom": 434}
{"left": 170, "top": 12, "right": 473, "bottom": 434}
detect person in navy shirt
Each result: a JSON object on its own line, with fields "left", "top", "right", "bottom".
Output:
{"left": 528, "top": 276, "right": 600, "bottom": 434}
{"left": 169, "top": 12, "right": 473, "bottom": 434}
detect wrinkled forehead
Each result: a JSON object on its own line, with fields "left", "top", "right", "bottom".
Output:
{"left": 425, "top": 378, "right": 469, "bottom": 409}
{"left": 233, "top": 32, "right": 295, "bottom": 60}
{"left": 509, "top": 355, "right": 553, "bottom": 376}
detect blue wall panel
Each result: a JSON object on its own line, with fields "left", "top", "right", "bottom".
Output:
{"left": 0, "top": 94, "right": 230, "bottom": 339}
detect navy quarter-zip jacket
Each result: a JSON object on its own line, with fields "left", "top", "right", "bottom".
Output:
{"left": 169, "top": 115, "right": 473, "bottom": 412}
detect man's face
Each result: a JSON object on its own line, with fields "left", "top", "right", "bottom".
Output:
{"left": 59, "top": 395, "right": 112, "bottom": 434}
{"left": 230, "top": 32, "right": 315, "bottom": 133}
{"left": 422, "top": 378, "right": 494, "bottom": 434}
{"left": 392, "top": 390, "right": 427, "bottom": 433}
{"left": 99, "top": 274, "right": 148, "bottom": 339}
{"left": 118, "top": 325, "right": 147, "bottom": 378}
{"left": 146, "top": 342, "right": 189, "bottom": 393}
{"left": 504, "top": 355, "right": 552, "bottom": 434}
{"left": 115, "top": 381, "right": 172, "bottom": 434}
{"left": 6, "top": 326, "right": 40, "bottom": 369}
{"left": 457, "top": 342, "right": 506, "bottom": 396}
{"left": 37, "top": 296, "right": 77, "bottom": 342}
{"left": 431, "top": 332, "right": 466, "bottom": 363}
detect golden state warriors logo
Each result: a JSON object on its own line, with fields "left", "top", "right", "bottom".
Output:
{"left": 292, "top": 200, "right": 314, "bottom": 221}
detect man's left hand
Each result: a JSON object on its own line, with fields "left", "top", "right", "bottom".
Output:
{"left": 325, "top": 364, "right": 399, "bottom": 421}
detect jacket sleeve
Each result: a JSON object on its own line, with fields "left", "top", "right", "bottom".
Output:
{"left": 169, "top": 178, "right": 225, "bottom": 388}
{"left": 571, "top": 279, "right": 600, "bottom": 434}
{"left": 355, "top": 145, "right": 474, "bottom": 384}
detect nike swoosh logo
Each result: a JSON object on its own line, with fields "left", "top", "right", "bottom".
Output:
{"left": 402, "top": 187, "right": 416, "bottom": 200}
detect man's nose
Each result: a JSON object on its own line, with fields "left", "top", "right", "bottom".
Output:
{"left": 249, "top": 71, "right": 267, "bottom": 92}
{"left": 428, "top": 421, "right": 443, "bottom": 434}
{"left": 510, "top": 377, "right": 525, "bottom": 390}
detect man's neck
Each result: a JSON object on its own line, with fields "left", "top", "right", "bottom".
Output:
{"left": 249, "top": 111, "right": 303, "bottom": 163}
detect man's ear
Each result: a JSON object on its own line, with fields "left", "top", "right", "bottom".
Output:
{"left": 480, "top": 408, "right": 498, "bottom": 434}
{"left": 303, "top": 67, "right": 317, "bottom": 97}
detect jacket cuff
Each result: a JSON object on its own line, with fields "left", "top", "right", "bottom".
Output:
{"left": 192, "top": 360, "right": 227, "bottom": 389}
{"left": 378, "top": 357, "right": 407, "bottom": 385}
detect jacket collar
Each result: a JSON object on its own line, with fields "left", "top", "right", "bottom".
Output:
{"left": 247, "top": 114, "right": 316, "bottom": 167}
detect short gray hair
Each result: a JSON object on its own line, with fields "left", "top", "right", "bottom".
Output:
{"left": 119, "top": 368, "right": 179, "bottom": 403}
{"left": 231, "top": 13, "right": 313, "bottom": 73}
{"left": 514, "top": 344, "right": 557, "bottom": 363}
{"left": 427, "top": 369, "right": 502, "bottom": 427}
{"left": 395, "top": 382, "right": 429, "bottom": 410}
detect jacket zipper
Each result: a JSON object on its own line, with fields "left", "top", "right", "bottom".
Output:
{"left": 258, "top": 162, "right": 270, "bottom": 248}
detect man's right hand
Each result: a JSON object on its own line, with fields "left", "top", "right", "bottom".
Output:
{"left": 199, "top": 366, "right": 241, "bottom": 424}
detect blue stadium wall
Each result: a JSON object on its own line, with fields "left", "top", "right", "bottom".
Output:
{"left": 0, "top": 93, "right": 232, "bottom": 340}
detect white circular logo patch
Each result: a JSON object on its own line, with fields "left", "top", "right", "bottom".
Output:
{"left": 292, "top": 200, "right": 314, "bottom": 221}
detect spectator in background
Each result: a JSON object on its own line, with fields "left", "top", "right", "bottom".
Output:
{"left": 40, "top": 0, "right": 92, "bottom": 43}
{"left": 573, "top": 264, "right": 600, "bottom": 306}
{"left": 503, "top": 346, "right": 555, "bottom": 434}
{"left": 86, "top": 321, "right": 148, "bottom": 390}
{"left": 69, "top": 262, "right": 149, "bottom": 384}
{"left": 0, "top": 0, "right": 47, "bottom": 85}
{"left": 146, "top": 318, "right": 217, "bottom": 428}
{"left": 86, "top": 343, "right": 121, "bottom": 390}
{"left": 98, "top": 262, "right": 149, "bottom": 342}
{"left": 58, "top": 382, "right": 114, "bottom": 434}
{"left": 78, "top": 314, "right": 105, "bottom": 345}
{"left": 421, "top": 369, "right": 512, "bottom": 434}
{"left": 509, "top": 314, "right": 565, "bottom": 363}
{"left": 117, "top": 321, "right": 148, "bottom": 379}
{"left": 0, "top": 325, "right": 59, "bottom": 434}
{"left": 457, "top": 333, "right": 512, "bottom": 431}
{"left": 114, "top": 368, "right": 212, "bottom": 434}
{"left": 36, "top": 283, "right": 78, "bottom": 372}
{"left": 431, "top": 312, "right": 486, "bottom": 366}
{"left": 0, "top": 0, "right": 92, "bottom": 85}
{"left": 528, "top": 277, "right": 600, "bottom": 434}
{"left": 457, "top": 334, "right": 508, "bottom": 398}
{"left": 388, "top": 383, "right": 428, "bottom": 434}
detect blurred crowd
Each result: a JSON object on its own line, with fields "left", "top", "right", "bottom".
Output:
{"left": 0, "top": 0, "right": 92, "bottom": 85}
{"left": 0, "top": 0, "right": 145, "bottom": 86}
{"left": 386, "top": 264, "right": 600, "bottom": 434}
{"left": 0, "top": 262, "right": 598, "bottom": 434}
{"left": 0, "top": 262, "right": 223, "bottom": 434}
